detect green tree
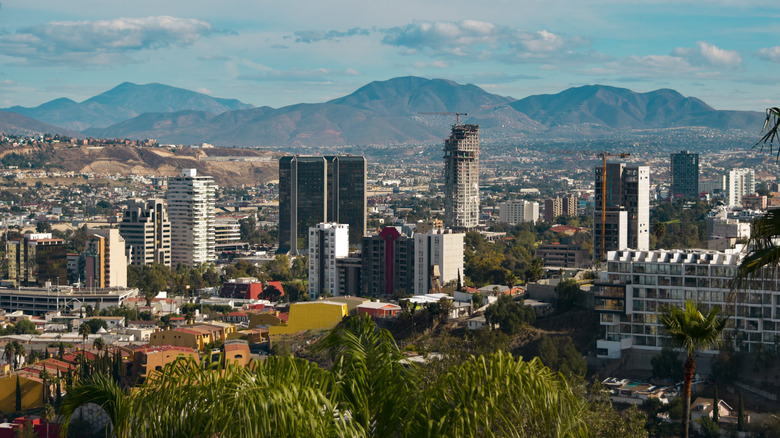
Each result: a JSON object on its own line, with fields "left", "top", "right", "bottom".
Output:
{"left": 87, "top": 318, "right": 108, "bottom": 334}
{"left": 555, "top": 279, "right": 581, "bottom": 310}
{"left": 43, "top": 403, "right": 55, "bottom": 438}
{"left": 485, "top": 295, "right": 536, "bottom": 335}
{"left": 659, "top": 301, "right": 727, "bottom": 438}
{"left": 536, "top": 335, "right": 586, "bottom": 381}
{"left": 650, "top": 347, "right": 683, "bottom": 380}
{"left": 15, "top": 375, "right": 21, "bottom": 412}
{"left": 93, "top": 337, "right": 106, "bottom": 357}
{"left": 4, "top": 342, "right": 15, "bottom": 370}
{"left": 738, "top": 390, "right": 745, "bottom": 432}
{"left": 712, "top": 385, "right": 719, "bottom": 424}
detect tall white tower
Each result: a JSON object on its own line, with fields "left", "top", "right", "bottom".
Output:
{"left": 167, "top": 169, "right": 216, "bottom": 266}
{"left": 726, "top": 168, "right": 756, "bottom": 207}
{"left": 443, "top": 124, "right": 480, "bottom": 230}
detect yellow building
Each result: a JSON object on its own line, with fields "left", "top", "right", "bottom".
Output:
{"left": 269, "top": 301, "right": 347, "bottom": 337}
{"left": 248, "top": 312, "right": 286, "bottom": 328}
{"left": 149, "top": 323, "right": 236, "bottom": 351}
{"left": 0, "top": 374, "right": 44, "bottom": 413}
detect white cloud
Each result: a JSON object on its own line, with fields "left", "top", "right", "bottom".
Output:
{"left": 757, "top": 46, "right": 780, "bottom": 62}
{"left": 381, "top": 20, "right": 589, "bottom": 64}
{"left": 0, "top": 16, "right": 213, "bottom": 63}
{"left": 673, "top": 41, "right": 742, "bottom": 68}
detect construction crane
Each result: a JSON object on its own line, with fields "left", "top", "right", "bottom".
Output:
{"left": 597, "top": 152, "right": 630, "bottom": 261}
{"left": 418, "top": 112, "right": 468, "bottom": 125}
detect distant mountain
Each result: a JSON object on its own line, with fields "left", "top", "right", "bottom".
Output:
{"left": 6, "top": 78, "right": 767, "bottom": 146}
{"left": 0, "top": 110, "right": 82, "bottom": 138}
{"left": 84, "top": 77, "right": 540, "bottom": 146}
{"left": 4, "top": 83, "right": 254, "bottom": 131}
{"left": 509, "top": 85, "right": 760, "bottom": 130}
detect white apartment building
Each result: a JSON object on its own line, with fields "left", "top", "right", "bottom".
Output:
{"left": 413, "top": 229, "right": 464, "bottom": 295}
{"left": 167, "top": 169, "right": 216, "bottom": 266}
{"left": 308, "top": 223, "right": 349, "bottom": 300}
{"left": 499, "top": 200, "right": 539, "bottom": 225}
{"left": 595, "top": 248, "right": 779, "bottom": 359}
{"left": 725, "top": 168, "right": 755, "bottom": 207}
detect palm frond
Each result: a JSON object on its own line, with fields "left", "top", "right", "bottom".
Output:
{"left": 753, "top": 107, "right": 780, "bottom": 160}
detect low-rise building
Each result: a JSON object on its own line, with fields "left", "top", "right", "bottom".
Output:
{"left": 131, "top": 345, "right": 199, "bottom": 384}
{"left": 356, "top": 302, "right": 401, "bottom": 318}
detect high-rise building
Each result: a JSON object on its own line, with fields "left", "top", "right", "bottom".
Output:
{"left": 361, "top": 227, "right": 415, "bottom": 297}
{"left": 6, "top": 233, "right": 68, "bottom": 287}
{"left": 167, "top": 169, "right": 216, "bottom": 266}
{"left": 82, "top": 228, "right": 127, "bottom": 288}
{"left": 725, "top": 168, "right": 756, "bottom": 207}
{"left": 544, "top": 197, "right": 563, "bottom": 223}
{"left": 214, "top": 217, "right": 242, "bottom": 250}
{"left": 562, "top": 194, "right": 578, "bottom": 217}
{"left": 499, "top": 200, "right": 539, "bottom": 225}
{"left": 593, "top": 163, "right": 650, "bottom": 260}
{"left": 308, "top": 223, "right": 349, "bottom": 300}
{"left": 413, "top": 229, "right": 464, "bottom": 295}
{"left": 670, "top": 151, "right": 699, "bottom": 199}
{"left": 443, "top": 124, "right": 480, "bottom": 230}
{"left": 278, "top": 156, "right": 366, "bottom": 254}
{"left": 119, "top": 198, "right": 171, "bottom": 267}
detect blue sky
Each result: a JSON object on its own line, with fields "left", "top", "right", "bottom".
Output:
{"left": 1, "top": 0, "right": 778, "bottom": 111}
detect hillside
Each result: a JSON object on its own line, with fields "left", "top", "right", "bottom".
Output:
{"left": 0, "top": 110, "right": 82, "bottom": 138}
{"left": 0, "top": 143, "right": 279, "bottom": 187}
{"left": 4, "top": 82, "right": 254, "bottom": 131}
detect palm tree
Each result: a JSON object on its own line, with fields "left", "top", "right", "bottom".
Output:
{"left": 13, "top": 342, "right": 25, "bottom": 369}
{"left": 58, "top": 315, "right": 592, "bottom": 437}
{"left": 737, "top": 107, "right": 780, "bottom": 282}
{"left": 43, "top": 403, "right": 55, "bottom": 438}
{"left": 78, "top": 322, "right": 91, "bottom": 355}
{"left": 4, "top": 342, "right": 15, "bottom": 370}
{"left": 93, "top": 337, "right": 105, "bottom": 358}
{"left": 659, "top": 301, "right": 728, "bottom": 438}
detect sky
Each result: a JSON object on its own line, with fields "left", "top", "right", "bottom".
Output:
{"left": 1, "top": 1, "right": 779, "bottom": 111}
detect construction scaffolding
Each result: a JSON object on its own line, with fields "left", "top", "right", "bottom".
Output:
{"left": 443, "top": 124, "right": 480, "bottom": 230}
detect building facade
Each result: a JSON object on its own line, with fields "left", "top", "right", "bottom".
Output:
{"left": 83, "top": 228, "right": 127, "bottom": 288}
{"left": 278, "top": 156, "right": 366, "bottom": 254}
{"left": 670, "top": 151, "right": 700, "bottom": 199}
{"left": 725, "top": 168, "right": 755, "bottom": 207}
{"left": 595, "top": 248, "right": 780, "bottom": 359}
{"left": 6, "top": 233, "right": 68, "bottom": 287}
{"left": 119, "top": 198, "right": 171, "bottom": 267}
{"left": 499, "top": 200, "right": 539, "bottom": 225}
{"left": 167, "top": 169, "right": 216, "bottom": 266}
{"left": 443, "top": 124, "right": 480, "bottom": 230}
{"left": 593, "top": 163, "right": 650, "bottom": 260}
{"left": 361, "top": 227, "right": 415, "bottom": 296}
{"left": 413, "top": 229, "right": 464, "bottom": 295}
{"left": 308, "top": 223, "right": 350, "bottom": 300}
{"left": 544, "top": 197, "right": 563, "bottom": 223}
{"left": 536, "top": 244, "right": 590, "bottom": 269}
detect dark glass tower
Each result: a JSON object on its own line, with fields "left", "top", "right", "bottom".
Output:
{"left": 278, "top": 155, "right": 366, "bottom": 254}
{"left": 670, "top": 151, "right": 699, "bottom": 199}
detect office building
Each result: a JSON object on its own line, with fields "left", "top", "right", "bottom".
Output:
{"left": 308, "top": 223, "right": 350, "bottom": 300}
{"left": 361, "top": 228, "right": 415, "bottom": 297}
{"left": 443, "top": 124, "right": 480, "bottom": 230}
{"left": 499, "top": 200, "right": 539, "bottom": 225}
{"left": 536, "top": 244, "right": 590, "bottom": 269}
{"left": 119, "top": 198, "right": 171, "bottom": 267}
{"left": 278, "top": 156, "right": 366, "bottom": 254}
{"left": 593, "top": 163, "right": 650, "bottom": 260}
{"left": 82, "top": 228, "right": 127, "bottom": 288}
{"left": 670, "top": 151, "right": 699, "bottom": 199}
{"left": 413, "top": 229, "right": 464, "bottom": 295}
{"left": 215, "top": 217, "right": 242, "bottom": 250}
{"left": 6, "top": 233, "right": 68, "bottom": 287}
{"left": 725, "top": 168, "right": 755, "bottom": 207}
{"left": 167, "top": 169, "right": 216, "bottom": 266}
{"left": 595, "top": 248, "right": 779, "bottom": 359}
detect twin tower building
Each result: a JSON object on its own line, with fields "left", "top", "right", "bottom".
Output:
{"left": 281, "top": 124, "right": 480, "bottom": 298}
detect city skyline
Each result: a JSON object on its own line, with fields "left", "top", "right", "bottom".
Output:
{"left": 0, "top": 1, "right": 779, "bottom": 112}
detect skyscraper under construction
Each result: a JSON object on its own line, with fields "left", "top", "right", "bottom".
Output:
{"left": 443, "top": 124, "right": 480, "bottom": 230}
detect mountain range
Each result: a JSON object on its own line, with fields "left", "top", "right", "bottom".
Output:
{"left": 1, "top": 77, "right": 765, "bottom": 146}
